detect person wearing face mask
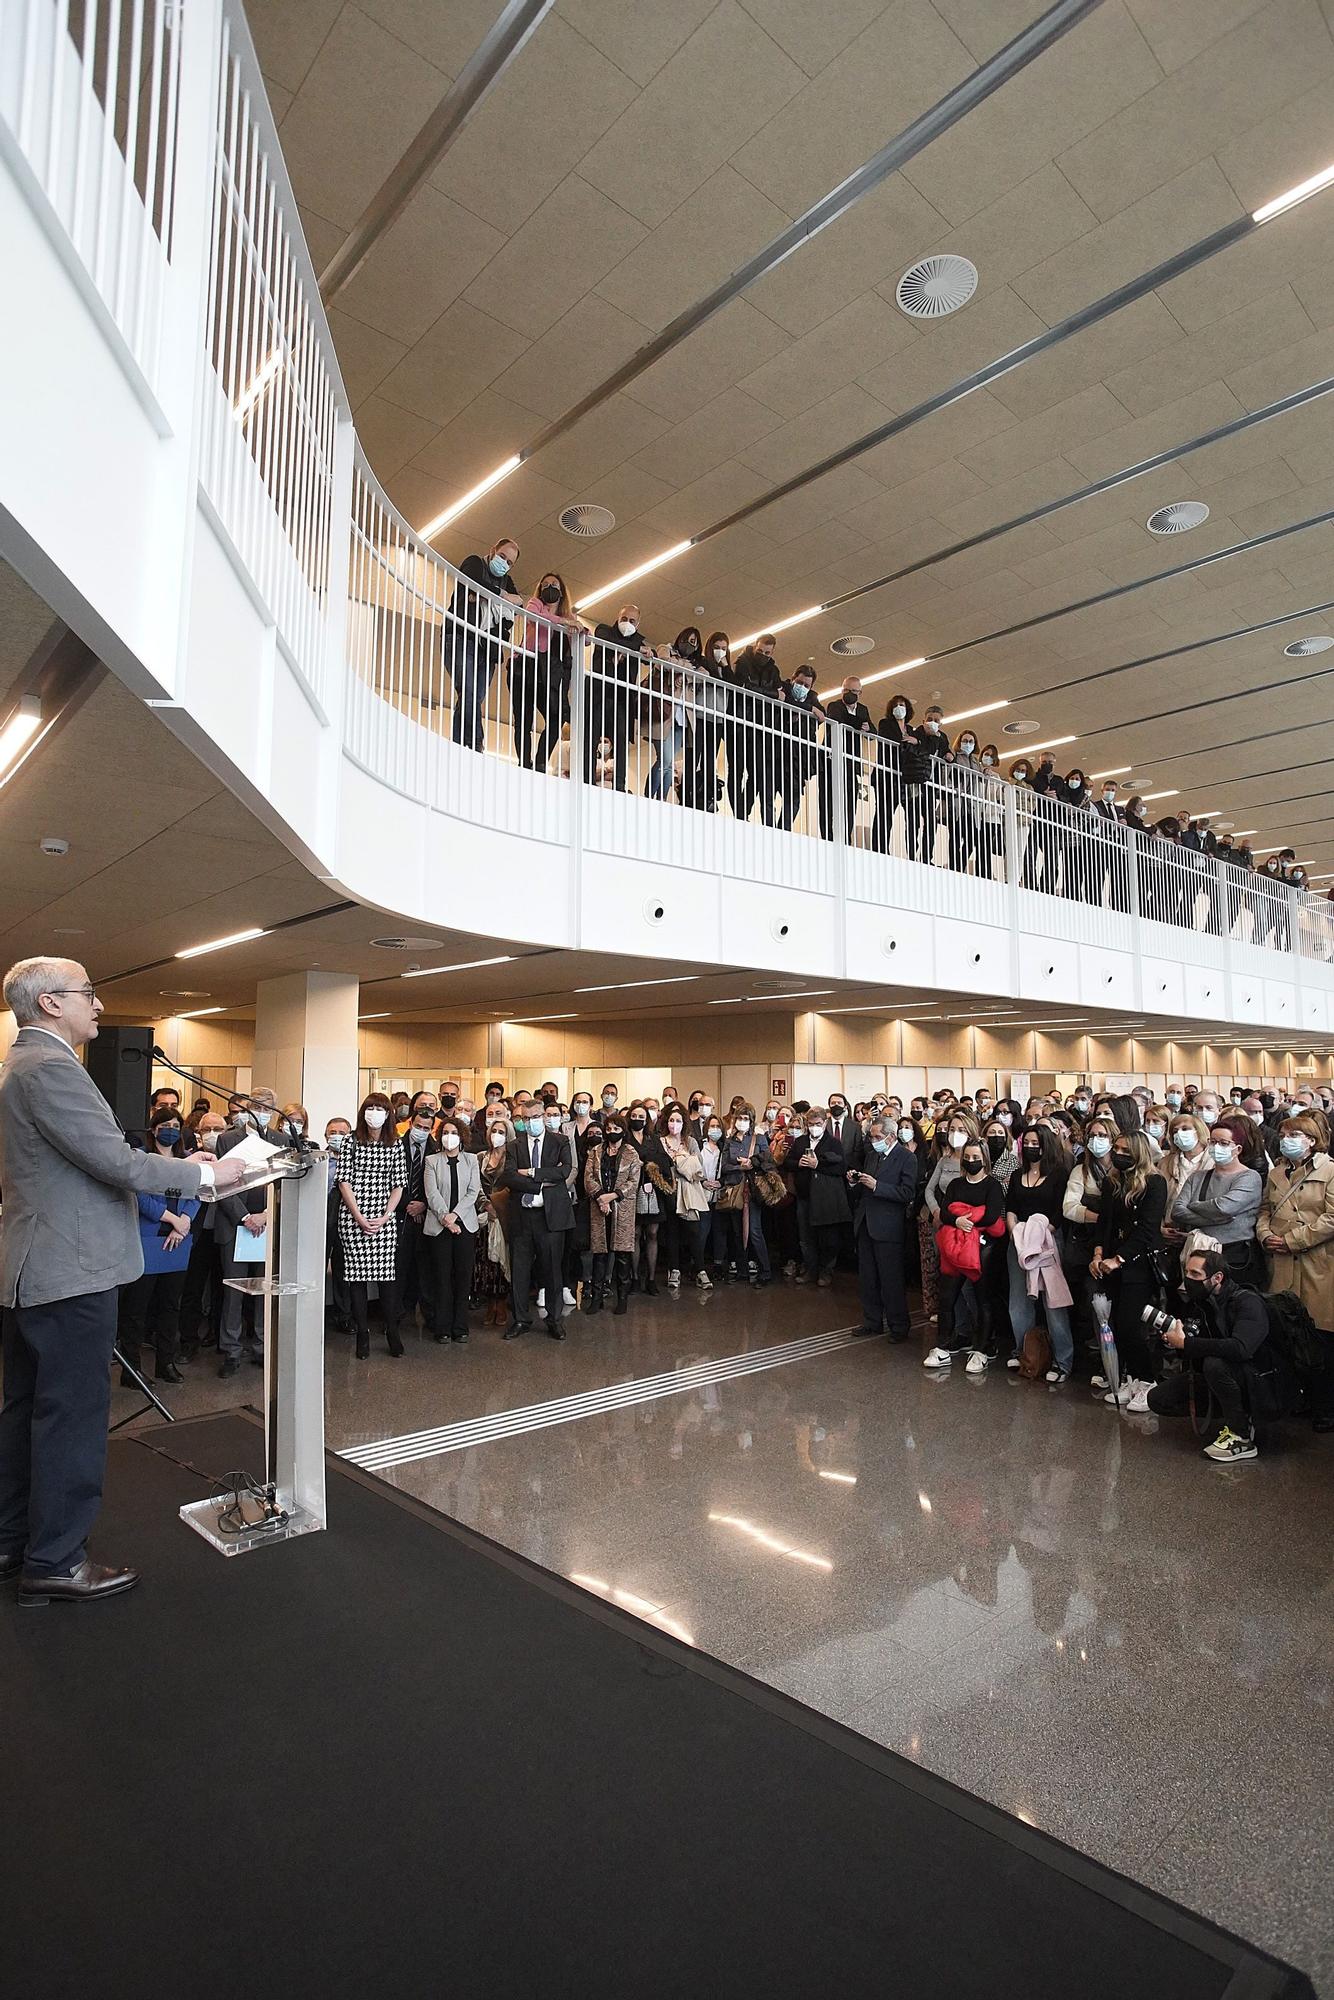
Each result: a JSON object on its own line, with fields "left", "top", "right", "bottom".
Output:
{"left": 1092, "top": 779, "right": 1129, "bottom": 912}
{"left": 644, "top": 1105, "right": 709, "bottom": 1292}
{"left": 336, "top": 1094, "right": 408, "bottom": 1360}
{"left": 472, "top": 1120, "right": 515, "bottom": 1329}
{"left": 853, "top": 1116, "right": 916, "bottom": 1339}
{"left": 684, "top": 632, "right": 732, "bottom": 812}
{"left": 1021, "top": 751, "right": 1063, "bottom": 892}
{"left": 179, "top": 1112, "right": 231, "bottom": 1359}
{"left": 519, "top": 571, "right": 583, "bottom": 774}
{"left": 1256, "top": 1113, "right": 1334, "bottom": 1347}
{"left": 686, "top": 1094, "right": 715, "bottom": 1150}
{"left": 819, "top": 676, "right": 872, "bottom": 844}
{"left": 873, "top": 692, "right": 920, "bottom": 858}
{"left": 1004, "top": 1125, "right": 1075, "bottom": 1382}
{"left": 500, "top": 1106, "right": 575, "bottom": 1339}
{"left": 212, "top": 1085, "right": 280, "bottom": 1378}
{"left": 471, "top": 1081, "right": 509, "bottom": 1149}
{"left": 422, "top": 1118, "right": 482, "bottom": 1343}
{"left": 728, "top": 634, "right": 783, "bottom": 826}
{"left": 583, "top": 1121, "right": 641, "bottom": 1316}
{"left": 1145, "top": 1248, "right": 1271, "bottom": 1461}
{"left": 775, "top": 663, "right": 825, "bottom": 832}
{"left": 792, "top": 1106, "right": 851, "bottom": 1288}
{"left": 697, "top": 1111, "right": 730, "bottom": 1278}
{"left": 923, "top": 1139, "right": 1006, "bottom": 1369}
{"left": 317, "top": 1116, "right": 355, "bottom": 1339}
{"left": 446, "top": 538, "right": 523, "bottom": 751}
{"left": 588, "top": 605, "right": 649, "bottom": 792}
{"left": 1172, "top": 1121, "right": 1264, "bottom": 1287}
{"left": 1142, "top": 1104, "right": 1169, "bottom": 1160}
{"left": 1055, "top": 767, "right": 1093, "bottom": 902}
{"left": 945, "top": 728, "right": 986, "bottom": 877}
{"left": 1090, "top": 1132, "right": 1167, "bottom": 1403}
{"left": 1156, "top": 1112, "right": 1210, "bottom": 1259}
{"left": 921, "top": 1113, "right": 979, "bottom": 1328}
{"left": 981, "top": 1118, "right": 1017, "bottom": 1192}
{"left": 720, "top": 1105, "right": 774, "bottom": 1285}
{"left": 645, "top": 629, "right": 703, "bottom": 803}
{"left": 117, "top": 1108, "right": 202, "bottom": 1387}
{"left": 561, "top": 1091, "right": 600, "bottom": 1301}
{"left": 1062, "top": 1114, "right": 1116, "bottom": 1343}
{"left": 394, "top": 1092, "right": 440, "bottom": 1340}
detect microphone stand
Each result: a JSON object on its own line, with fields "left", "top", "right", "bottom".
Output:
{"left": 150, "top": 1046, "right": 312, "bottom": 1161}
{"left": 110, "top": 1347, "right": 175, "bottom": 1432}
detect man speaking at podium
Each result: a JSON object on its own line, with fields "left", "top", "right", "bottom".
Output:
{"left": 0, "top": 959, "right": 248, "bottom": 1606}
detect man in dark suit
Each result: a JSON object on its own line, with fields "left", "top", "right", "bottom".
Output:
{"left": 854, "top": 1116, "right": 917, "bottom": 1341}
{"left": 500, "top": 1111, "right": 574, "bottom": 1340}
{"left": 0, "top": 958, "right": 246, "bottom": 1603}
{"left": 396, "top": 1090, "right": 440, "bottom": 1335}
{"left": 1092, "top": 779, "right": 1128, "bottom": 912}
{"left": 819, "top": 674, "right": 873, "bottom": 842}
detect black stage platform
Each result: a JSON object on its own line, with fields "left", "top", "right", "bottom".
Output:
{"left": 0, "top": 1411, "right": 1314, "bottom": 1999}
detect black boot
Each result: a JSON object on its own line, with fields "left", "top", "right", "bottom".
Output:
{"left": 586, "top": 1285, "right": 605, "bottom": 1315}
{"left": 613, "top": 1277, "right": 630, "bottom": 1316}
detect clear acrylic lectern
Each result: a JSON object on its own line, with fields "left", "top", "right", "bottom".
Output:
{"left": 180, "top": 1147, "right": 329, "bottom": 1555}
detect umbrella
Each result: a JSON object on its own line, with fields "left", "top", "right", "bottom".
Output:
{"left": 1091, "top": 1290, "right": 1120, "bottom": 1399}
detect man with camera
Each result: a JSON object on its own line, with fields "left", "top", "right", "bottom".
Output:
{"left": 1145, "top": 1247, "right": 1270, "bottom": 1462}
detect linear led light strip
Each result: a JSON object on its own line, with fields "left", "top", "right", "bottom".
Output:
{"left": 414, "top": 0, "right": 1102, "bottom": 544}
{"left": 571, "top": 165, "right": 1334, "bottom": 610}
{"left": 400, "top": 954, "right": 514, "bottom": 978}
{"left": 175, "top": 927, "right": 267, "bottom": 958}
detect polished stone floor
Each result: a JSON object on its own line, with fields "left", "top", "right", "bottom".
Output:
{"left": 121, "top": 1277, "right": 1334, "bottom": 1993}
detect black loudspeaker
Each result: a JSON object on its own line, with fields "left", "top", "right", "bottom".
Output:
{"left": 86, "top": 1025, "right": 153, "bottom": 1130}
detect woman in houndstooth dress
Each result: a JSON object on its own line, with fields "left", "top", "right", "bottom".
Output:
{"left": 337, "top": 1093, "right": 407, "bottom": 1358}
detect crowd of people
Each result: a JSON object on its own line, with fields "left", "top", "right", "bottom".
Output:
{"left": 416, "top": 537, "right": 1332, "bottom": 946}
{"left": 121, "top": 1073, "right": 1334, "bottom": 1466}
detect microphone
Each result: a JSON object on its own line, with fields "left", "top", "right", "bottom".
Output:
{"left": 150, "top": 1047, "right": 310, "bottom": 1155}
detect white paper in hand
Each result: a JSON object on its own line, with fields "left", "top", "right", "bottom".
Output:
{"left": 227, "top": 1133, "right": 284, "bottom": 1170}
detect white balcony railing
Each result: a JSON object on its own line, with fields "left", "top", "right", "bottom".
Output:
{"left": 3, "top": 0, "right": 1332, "bottom": 1002}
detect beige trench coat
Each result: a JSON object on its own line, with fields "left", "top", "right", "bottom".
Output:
{"left": 1256, "top": 1153, "right": 1334, "bottom": 1331}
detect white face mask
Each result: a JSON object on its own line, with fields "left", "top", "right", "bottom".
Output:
{"left": 1200, "top": 1107, "right": 1218, "bottom": 1127}
{"left": 998, "top": 1111, "right": 1012, "bottom": 1127}
{"left": 960, "top": 740, "right": 975, "bottom": 756}
{"left": 712, "top": 646, "right": 727, "bottom": 663}
{"left": 734, "top": 1119, "right": 751, "bottom": 1134}
{"left": 1173, "top": 1129, "right": 1197, "bottom": 1153}
{"left": 230, "top": 1113, "right": 248, "bottom": 1129}
{"left": 442, "top": 1133, "right": 461, "bottom": 1152}
{"left": 252, "top": 1109, "right": 272, "bottom": 1129}
{"left": 948, "top": 1129, "right": 967, "bottom": 1148}
{"left": 617, "top": 618, "right": 635, "bottom": 637}
{"left": 200, "top": 1130, "right": 220, "bottom": 1153}
{"left": 899, "top": 1125, "right": 914, "bottom": 1144}
{"left": 892, "top": 704, "right": 907, "bottom": 720}
{"left": 808, "top": 1123, "right": 826, "bottom": 1140}
{"left": 1146, "top": 1122, "right": 1164, "bottom": 1141}
{"left": 364, "top": 1107, "right": 388, "bottom": 1131}
{"left": 288, "top": 1119, "right": 304, "bottom": 1136}
{"left": 925, "top": 719, "right": 941, "bottom": 734}
{"left": 489, "top": 1130, "right": 507, "bottom": 1149}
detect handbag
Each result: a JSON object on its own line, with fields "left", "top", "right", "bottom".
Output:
{"left": 1018, "top": 1324, "right": 1052, "bottom": 1379}
{"left": 753, "top": 1167, "right": 787, "bottom": 1208}
{"left": 716, "top": 1182, "right": 745, "bottom": 1212}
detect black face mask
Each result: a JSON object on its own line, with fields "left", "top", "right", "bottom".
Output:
{"left": 538, "top": 583, "right": 561, "bottom": 605}
{"left": 629, "top": 1117, "right": 646, "bottom": 1130}
{"left": 1182, "top": 1275, "right": 1212, "bottom": 1304}
{"left": 962, "top": 1155, "right": 984, "bottom": 1175}
{"left": 604, "top": 1133, "right": 624, "bottom": 1148}
{"left": 1111, "top": 1150, "right": 1133, "bottom": 1172}
{"left": 440, "top": 1094, "right": 456, "bottom": 1110}
{"left": 986, "top": 1135, "right": 1006, "bottom": 1161}
{"left": 1021, "top": 1144, "right": 1041, "bottom": 1163}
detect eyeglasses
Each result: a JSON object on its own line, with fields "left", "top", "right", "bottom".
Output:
{"left": 44, "top": 985, "right": 97, "bottom": 1002}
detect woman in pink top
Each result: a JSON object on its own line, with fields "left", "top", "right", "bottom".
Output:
{"left": 512, "top": 571, "right": 583, "bottom": 772}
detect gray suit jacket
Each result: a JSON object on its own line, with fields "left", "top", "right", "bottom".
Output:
{"left": 423, "top": 1148, "right": 482, "bottom": 1236}
{"left": 0, "top": 1028, "right": 207, "bottom": 1307}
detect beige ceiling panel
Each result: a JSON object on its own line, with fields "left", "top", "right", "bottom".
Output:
{"left": 899, "top": 5, "right": 1164, "bottom": 227}
{"left": 431, "top": 14, "right": 639, "bottom": 231}
{"left": 737, "top": 519, "right": 874, "bottom": 593}
{"left": 624, "top": 299, "right": 791, "bottom": 422}
{"left": 737, "top": 294, "right": 915, "bottom": 420}
{"left": 738, "top": 382, "right": 898, "bottom": 483}
{"left": 577, "top": 2, "right": 805, "bottom": 228}
{"left": 988, "top": 295, "right": 1181, "bottom": 421}
{"left": 1157, "top": 193, "right": 1331, "bottom": 333}
{"left": 743, "top": 463, "right": 887, "bottom": 545}
{"left": 377, "top": 299, "right": 530, "bottom": 425}
{"left": 934, "top": 455, "right": 1081, "bottom": 536}
{"left": 333, "top": 187, "right": 506, "bottom": 345}
{"left": 745, "top": 175, "right": 946, "bottom": 336}
{"left": 464, "top": 176, "right": 647, "bottom": 340}
{"left": 641, "top": 459, "right": 774, "bottom": 538}
{"left": 859, "top": 284, "right": 1048, "bottom": 416}
{"left": 1233, "top": 471, "right": 1334, "bottom": 538}
{"left": 454, "top": 465, "right": 574, "bottom": 549}
{"left": 936, "top": 162, "right": 1098, "bottom": 294}
{"left": 1277, "top": 412, "right": 1334, "bottom": 479}
{"left": 528, "top": 393, "right": 671, "bottom": 489}
{"left": 265, "top": 80, "right": 294, "bottom": 123}
{"left": 738, "top": 0, "right": 896, "bottom": 77}
{"left": 555, "top": 0, "right": 719, "bottom": 88}
{"left": 1060, "top": 379, "right": 1246, "bottom": 481}
{"left": 819, "top": 515, "right": 952, "bottom": 588}
{"left": 1107, "top": 286, "right": 1315, "bottom": 419}
{"left": 1012, "top": 161, "right": 1245, "bottom": 326}
{"left": 1289, "top": 225, "right": 1334, "bottom": 329}
{"left": 930, "top": 0, "right": 1069, "bottom": 62}
{"left": 356, "top": 0, "right": 501, "bottom": 73}
{"left": 0, "top": 563, "right": 58, "bottom": 695}
{"left": 1227, "top": 324, "right": 1334, "bottom": 408}
{"left": 1058, "top": 0, "right": 1334, "bottom": 221}
{"left": 277, "top": 8, "right": 452, "bottom": 228}
{"left": 927, "top": 517, "right": 1064, "bottom": 588}
{"left": 1194, "top": 456, "right": 1303, "bottom": 519}
{"left": 841, "top": 460, "right": 990, "bottom": 542}
{"left": 630, "top": 390, "right": 785, "bottom": 488}
{"left": 1217, "top": 64, "right": 1334, "bottom": 211}
{"left": 355, "top": 395, "right": 440, "bottom": 483}
{"left": 489, "top": 294, "right": 649, "bottom": 420}
{"left": 960, "top": 383, "right": 1134, "bottom": 483}
{"left": 539, "top": 460, "right": 678, "bottom": 536}
{"left": 323, "top": 308, "right": 408, "bottom": 408}
{"left": 243, "top": 0, "right": 345, "bottom": 97}
{"left": 408, "top": 390, "right": 541, "bottom": 492}
{"left": 1035, "top": 465, "right": 1208, "bottom": 551}
{"left": 1183, "top": 399, "right": 1326, "bottom": 487}
{"left": 596, "top": 168, "right": 792, "bottom": 334}
{"left": 731, "top": 0, "right": 973, "bottom": 216}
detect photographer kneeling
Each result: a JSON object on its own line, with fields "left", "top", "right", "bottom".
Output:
{"left": 1145, "top": 1247, "right": 1270, "bottom": 1463}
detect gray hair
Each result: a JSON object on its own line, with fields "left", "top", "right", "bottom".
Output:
{"left": 3, "top": 957, "right": 79, "bottom": 1025}
{"left": 873, "top": 1114, "right": 899, "bottom": 1138}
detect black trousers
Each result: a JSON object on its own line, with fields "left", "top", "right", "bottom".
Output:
{"left": 181, "top": 1227, "right": 223, "bottom": 1348}
{"left": 686, "top": 720, "right": 722, "bottom": 810}
{"left": 397, "top": 1221, "right": 436, "bottom": 1329}
{"left": 348, "top": 1280, "right": 401, "bottom": 1351}
{"left": 119, "top": 1267, "right": 188, "bottom": 1373}
{"left": 429, "top": 1229, "right": 477, "bottom": 1337}
{"left": 0, "top": 1288, "right": 118, "bottom": 1576}
{"left": 1147, "top": 1358, "right": 1247, "bottom": 1435}
{"left": 857, "top": 1219, "right": 909, "bottom": 1334}
{"left": 510, "top": 1212, "right": 570, "bottom": 1326}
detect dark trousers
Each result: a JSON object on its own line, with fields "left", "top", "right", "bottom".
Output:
{"left": 798, "top": 1207, "right": 840, "bottom": 1280}
{"left": 397, "top": 1221, "right": 436, "bottom": 1329}
{"left": 119, "top": 1267, "right": 188, "bottom": 1374}
{"left": 818, "top": 750, "right": 859, "bottom": 843}
{"left": 857, "top": 1220, "right": 909, "bottom": 1334}
{"left": 348, "top": 1280, "right": 402, "bottom": 1352}
{"left": 429, "top": 1229, "right": 477, "bottom": 1337}
{"left": 218, "top": 1230, "right": 264, "bottom": 1361}
{"left": 725, "top": 1204, "right": 769, "bottom": 1276}
{"left": 181, "top": 1227, "right": 224, "bottom": 1348}
{"left": 534, "top": 668, "right": 570, "bottom": 773}
{"left": 660, "top": 1206, "right": 704, "bottom": 1274}
{"left": 938, "top": 1248, "right": 995, "bottom": 1349}
{"left": 1107, "top": 1266, "right": 1158, "bottom": 1381}
{"left": 328, "top": 1230, "right": 352, "bottom": 1329}
{"left": 0, "top": 1288, "right": 118, "bottom": 1576}
{"left": 1147, "top": 1358, "right": 1247, "bottom": 1435}
{"left": 510, "top": 1212, "right": 569, "bottom": 1326}
{"left": 686, "top": 720, "right": 722, "bottom": 810}
{"left": 584, "top": 697, "right": 629, "bottom": 789}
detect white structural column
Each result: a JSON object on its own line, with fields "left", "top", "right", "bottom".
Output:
{"left": 252, "top": 971, "right": 359, "bottom": 1132}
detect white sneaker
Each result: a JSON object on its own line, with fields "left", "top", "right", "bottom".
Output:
{"left": 1045, "top": 1367, "right": 1069, "bottom": 1385}
{"left": 1091, "top": 1373, "right": 1108, "bottom": 1391}
{"left": 536, "top": 1289, "right": 545, "bottom": 1311}
{"left": 928, "top": 1313, "right": 938, "bottom": 1325}
{"left": 923, "top": 1346, "right": 955, "bottom": 1369}
{"left": 965, "top": 1350, "right": 989, "bottom": 1375}
{"left": 696, "top": 1270, "right": 713, "bottom": 1289}
{"left": 1005, "top": 1354, "right": 1021, "bottom": 1371}
{"left": 668, "top": 1269, "right": 681, "bottom": 1287}
{"left": 562, "top": 1287, "right": 577, "bottom": 1308}
{"left": 1125, "top": 1380, "right": 1153, "bottom": 1414}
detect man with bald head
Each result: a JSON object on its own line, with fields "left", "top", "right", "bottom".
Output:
{"left": 0, "top": 958, "right": 247, "bottom": 1603}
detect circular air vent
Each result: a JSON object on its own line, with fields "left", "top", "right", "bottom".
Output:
{"left": 1146, "top": 500, "right": 1210, "bottom": 535}
{"left": 895, "top": 254, "right": 978, "bottom": 320}
{"left": 1002, "top": 718, "right": 1042, "bottom": 736}
{"left": 558, "top": 503, "right": 616, "bottom": 538}
{"left": 369, "top": 935, "right": 444, "bottom": 951}
{"left": 159, "top": 989, "right": 211, "bottom": 998}
{"left": 830, "top": 634, "right": 875, "bottom": 656}
{"left": 1283, "top": 634, "right": 1334, "bottom": 657}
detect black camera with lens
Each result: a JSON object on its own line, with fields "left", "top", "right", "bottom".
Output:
{"left": 1140, "top": 1303, "right": 1199, "bottom": 1347}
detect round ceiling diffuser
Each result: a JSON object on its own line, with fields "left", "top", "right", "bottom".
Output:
{"left": 830, "top": 634, "right": 874, "bottom": 656}
{"left": 369, "top": 935, "right": 445, "bottom": 951}
{"left": 558, "top": 503, "right": 616, "bottom": 538}
{"left": 1146, "top": 500, "right": 1210, "bottom": 535}
{"left": 1283, "top": 634, "right": 1334, "bottom": 657}
{"left": 895, "top": 254, "right": 978, "bottom": 320}
{"left": 1002, "top": 718, "right": 1042, "bottom": 736}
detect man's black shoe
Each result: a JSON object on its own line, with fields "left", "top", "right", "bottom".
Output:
{"left": 19, "top": 1560, "right": 139, "bottom": 1608}
{"left": 219, "top": 1357, "right": 242, "bottom": 1379}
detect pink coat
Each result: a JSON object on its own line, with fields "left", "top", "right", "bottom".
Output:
{"left": 1012, "top": 1214, "right": 1073, "bottom": 1309}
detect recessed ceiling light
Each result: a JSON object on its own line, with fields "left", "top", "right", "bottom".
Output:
{"left": 1282, "top": 635, "right": 1334, "bottom": 656}
{"left": 574, "top": 975, "right": 700, "bottom": 993}
{"left": 941, "top": 699, "right": 1009, "bottom": 725}
{"left": 401, "top": 955, "right": 514, "bottom": 978}
{"left": 418, "top": 454, "right": 522, "bottom": 541}
{"left": 999, "top": 734, "right": 1075, "bottom": 759}
{"left": 0, "top": 694, "right": 43, "bottom": 778}
{"left": 895, "top": 253, "right": 978, "bottom": 320}
{"left": 1146, "top": 500, "right": 1210, "bottom": 535}
{"left": 369, "top": 935, "right": 446, "bottom": 951}
{"left": 830, "top": 634, "right": 875, "bottom": 656}
{"left": 176, "top": 1006, "right": 225, "bottom": 1020}
{"left": 558, "top": 503, "right": 616, "bottom": 538}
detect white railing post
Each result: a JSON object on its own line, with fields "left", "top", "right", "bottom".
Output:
{"left": 1004, "top": 779, "right": 1021, "bottom": 993}
{"left": 1126, "top": 824, "right": 1144, "bottom": 1007}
